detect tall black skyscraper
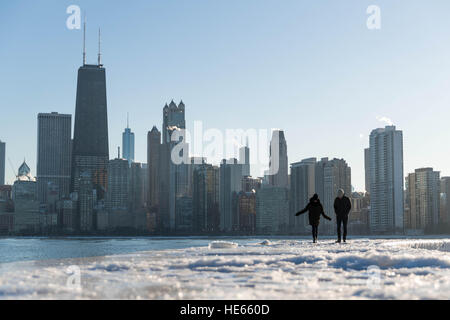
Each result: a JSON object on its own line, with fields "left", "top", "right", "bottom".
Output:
{"left": 71, "top": 26, "right": 109, "bottom": 201}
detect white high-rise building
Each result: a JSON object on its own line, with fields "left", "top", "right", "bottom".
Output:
{"left": 369, "top": 125, "right": 404, "bottom": 234}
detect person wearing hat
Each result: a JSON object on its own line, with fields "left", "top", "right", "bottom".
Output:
{"left": 334, "top": 189, "right": 352, "bottom": 243}
{"left": 295, "top": 194, "right": 332, "bottom": 243}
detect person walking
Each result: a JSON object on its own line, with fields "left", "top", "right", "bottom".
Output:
{"left": 295, "top": 194, "right": 332, "bottom": 243}
{"left": 334, "top": 189, "right": 352, "bottom": 243}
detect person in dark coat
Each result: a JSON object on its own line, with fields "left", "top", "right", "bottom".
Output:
{"left": 295, "top": 194, "right": 332, "bottom": 243}
{"left": 334, "top": 189, "right": 352, "bottom": 243}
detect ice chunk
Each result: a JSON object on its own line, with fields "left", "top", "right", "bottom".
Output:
{"left": 208, "top": 241, "right": 238, "bottom": 249}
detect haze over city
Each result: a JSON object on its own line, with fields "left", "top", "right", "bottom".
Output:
{"left": 2, "top": 1, "right": 450, "bottom": 190}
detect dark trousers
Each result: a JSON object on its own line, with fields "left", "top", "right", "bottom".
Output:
{"left": 336, "top": 215, "right": 348, "bottom": 241}
{"left": 312, "top": 225, "right": 318, "bottom": 240}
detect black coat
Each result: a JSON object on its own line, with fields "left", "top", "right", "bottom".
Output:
{"left": 296, "top": 200, "right": 331, "bottom": 226}
{"left": 334, "top": 196, "right": 352, "bottom": 217}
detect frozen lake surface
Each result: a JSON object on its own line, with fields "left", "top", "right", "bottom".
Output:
{"left": 1, "top": 237, "right": 450, "bottom": 299}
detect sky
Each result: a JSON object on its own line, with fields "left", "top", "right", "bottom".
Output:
{"left": 1, "top": 0, "right": 450, "bottom": 191}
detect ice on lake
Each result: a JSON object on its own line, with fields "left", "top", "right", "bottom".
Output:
{"left": 1, "top": 238, "right": 450, "bottom": 300}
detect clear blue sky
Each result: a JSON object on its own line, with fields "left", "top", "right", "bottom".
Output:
{"left": 1, "top": 0, "right": 450, "bottom": 191}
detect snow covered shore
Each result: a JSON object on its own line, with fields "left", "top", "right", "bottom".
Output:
{"left": 1, "top": 239, "right": 450, "bottom": 300}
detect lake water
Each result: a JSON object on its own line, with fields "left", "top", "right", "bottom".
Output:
{"left": 0, "top": 237, "right": 286, "bottom": 263}
{"left": 1, "top": 235, "right": 447, "bottom": 264}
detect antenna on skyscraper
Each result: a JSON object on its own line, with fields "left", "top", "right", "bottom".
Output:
{"left": 127, "top": 112, "right": 129, "bottom": 129}
{"left": 82, "top": 14, "right": 87, "bottom": 65}
{"left": 98, "top": 28, "right": 102, "bottom": 66}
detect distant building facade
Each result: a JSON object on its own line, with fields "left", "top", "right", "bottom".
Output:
{"left": 405, "top": 168, "right": 440, "bottom": 232}
{"left": 159, "top": 101, "right": 188, "bottom": 232}
{"left": 220, "top": 158, "right": 243, "bottom": 232}
{"left": 37, "top": 112, "right": 72, "bottom": 206}
{"left": 122, "top": 122, "right": 135, "bottom": 166}
{"left": 147, "top": 126, "right": 161, "bottom": 229}
{"left": 368, "top": 126, "right": 404, "bottom": 234}
{"left": 256, "top": 186, "right": 289, "bottom": 234}
{"left": 316, "top": 157, "right": 351, "bottom": 234}
{"left": 269, "top": 130, "right": 288, "bottom": 188}
{"left": 237, "top": 191, "right": 256, "bottom": 233}
{"left": 290, "top": 158, "right": 316, "bottom": 233}
{"left": 12, "top": 161, "right": 39, "bottom": 233}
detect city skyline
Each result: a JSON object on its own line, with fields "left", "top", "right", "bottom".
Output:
{"left": 2, "top": 1, "right": 450, "bottom": 190}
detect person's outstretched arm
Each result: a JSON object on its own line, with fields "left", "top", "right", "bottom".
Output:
{"left": 322, "top": 212, "right": 332, "bottom": 221}
{"left": 296, "top": 204, "right": 309, "bottom": 216}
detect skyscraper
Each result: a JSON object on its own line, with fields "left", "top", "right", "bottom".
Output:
{"left": 193, "top": 163, "right": 220, "bottom": 232}
{"left": 106, "top": 156, "right": 131, "bottom": 229}
{"left": 130, "top": 162, "right": 145, "bottom": 212}
{"left": 0, "top": 140, "right": 5, "bottom": 186}
{"left": 239, "top": 144, "right": 250, "bottom": 177}
{"left": 290, "top": 158, "right": 316, "bottom": 233}
{"left": 159, "top": 101, "right": 188, "bottom": 231}
{"left": 316, "top": 157, "right": 351, "bottom": 234}
{"left": 256, "top": 186, "right": 289, "bottom": 234}
{"left": 369, "top": 126, "right": 404, "bottom": 234}
{"left": 163, "top": 100, "right": 186, "bottom": 144}
{"left": 405, "top": 168, "right": 440, "bottom": 232}
{"left": 76, "top": 171, "right": 95, "bottom": 232}
{"left": 37, "top": 112, "right": 72, "bottom": 205}
{"left": 122, "top": 114, "right": 135, "bottom": 166}
{"left": 220, "top": 158, "right": 243, "bottom": 232}
{"left": 71, "top": 26, "right": 109, "bottom": 202}
{"left": 236, "top": 190, "right": 256, "bottom": 233}
{"left": 269, "top": 130, "right": 288, "bottom": 188}
{"left": 106, "top": 158, "right": 129, "bottom": 212}
{"left": 147, "top": 127, "right": 161, "bottom": 226}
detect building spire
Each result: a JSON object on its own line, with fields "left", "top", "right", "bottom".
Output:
{"left": 82, "top": 16, "right": 86, "bottom": 65}
{"left": 98, "top": 28, "right": 102, "bottom": 66}
{"left": 127, "top": 112, "right": 129, "bottom": 129}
